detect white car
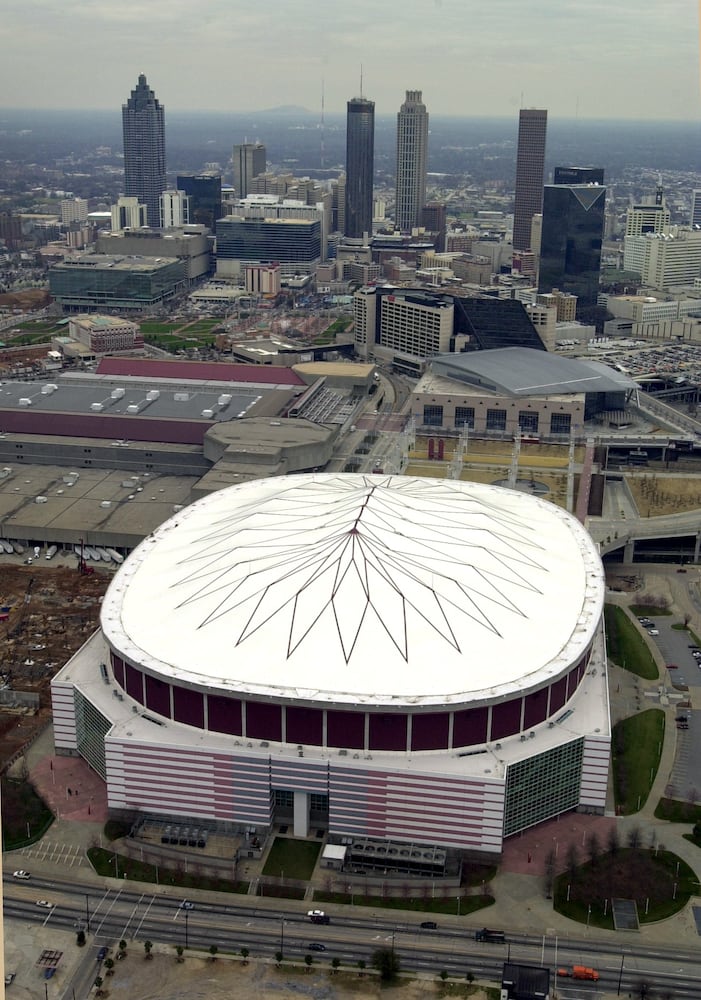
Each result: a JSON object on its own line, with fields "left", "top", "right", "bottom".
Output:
{"left": 648, "top": 628, "right": 659, "bottom": 636}
{"left": 12, "top": 870, "right": 30, "bottom": 880}
{"left": 35, "top": 900, "right": 53, "bottom": 909}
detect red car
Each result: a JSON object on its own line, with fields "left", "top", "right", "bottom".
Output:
{"left": 667, "top": 663, "right": 679, "bottom": 670}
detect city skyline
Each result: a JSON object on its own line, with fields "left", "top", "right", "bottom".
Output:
{"left": 0, "top": 0, "right": 697, "bottom": 120}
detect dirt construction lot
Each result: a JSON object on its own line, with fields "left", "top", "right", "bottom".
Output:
{"left": 0, "top": 562, "right": 109, "bottom": 765}
{"left": 95, "top": 952, "right": 489, "bottom": 1000}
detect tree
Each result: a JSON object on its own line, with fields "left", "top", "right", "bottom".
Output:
{"left": 304, "top": 954, "right": 313, "bottom": 972}
{"left": 587, "top": 831, "right": 601, "bottom": 867}
{"left": 144, "top": 940, "right": 153, "bottom": 960}
{"left": 209, "top": 944, "right": 218, "bottom": 962}
{"left": 118, "top": 939, "right": 128, "bottom": 959}
{"left": 94, "top": 977, "right": 104, "bottom": 997}
{"left": 240, "top": 947, "right": 249, "bottom": 966}
{"left": 357, "top": 959, "right": 366, "bottom": 977}
{"left": 627, "top": 825, "right": 642, "bottom": 849}
{"left": 607, "top": 825, "right": 620, "bottom": 855}
{"left": 566, "top": 842, "right": 579, "bottom": 880}
{"left": 371, "top": 947, "right": 400, "bottom": 982}
{"left": 466, "top": 971, "right": 474, "bottom": 983}
{"left": 76, "top": 929, "right": 86, "bottom": 947}
{"left": 440, "top": 970, "right": 449, "bottom": 981}
{"left": 332, "top": 957, "right": 341, "bottom": 974}
{"left": 104, "top": 958, "right": 115, "bottom": 977}
{"left": 175, "top": 945, "right": 184, "bottom": 963}
{"left": 274, "top": 951, "right": 283, "bottom": 967}
{"left": 543, "top": 847, "right": 556, "bottom": 898}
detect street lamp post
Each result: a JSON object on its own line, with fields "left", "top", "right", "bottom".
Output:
{"left": 184, "top": 911, "right": 189, "bottom": 949}
{"left": 280, "top": 916, "right": 284, "bottom": 958}
{"left": 85, "top": 894, "right": 91, "bottom": 934}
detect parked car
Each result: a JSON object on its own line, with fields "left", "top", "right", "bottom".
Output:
{"left": 308, "top": 943, "right": 326, "bottom": 952}
{"left": 307, "top": 909, "right": 330, "bottom": 924}
{"left": 667, "top": 663, "right": 679, "bottom": 670}
{"left": 97, "top": 947, "right": 108, "bottom": 962}
{"left": 692, "top": 651, "right": 701, "bottom": 659}
{"left": 420, "top": 921, "right": 438, "bottom": 929}
{"left": 638, "top": 617, "right": 652, "bottom": 625}
{"left": 180, "top": 900, "right": 194, "bottom": 910}
{"left": 35, "top": 900, "right": 53, "bottom": 909}
{"left": 12, "top": 870, "right": 30, "bottom": 880}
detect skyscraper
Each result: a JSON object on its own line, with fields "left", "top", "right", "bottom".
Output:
{"left": 539, "top": 172, "right": 606, "bottom": 309}
{"left": 512, "top": 109, "right": 547, "bottom": 252}
{"left": 177, "top": 174, "right": 223, "bottom": 229}
{"left": 395, "top": 90, "right": 429, "bottom": 233}
{"left": 345, "top": 96, "right": 375, "bottom": 239}
{"left": 233, "top": 143, "right": 266, "bottom": 198}
{"left": 122, "top": 74, "right": 166, "bottom": 229}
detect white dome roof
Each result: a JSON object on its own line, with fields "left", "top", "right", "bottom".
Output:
{"left": 101, "top": 474, "right": 604, "bottom": 708}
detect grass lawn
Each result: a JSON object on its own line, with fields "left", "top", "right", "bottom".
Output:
{"left": 87, "top": 846, "right": 248, "bottom": 895}
{"left": 553, "top": 848, "right": 697, "bottom": 927}
{"left": 12, "top": 332, "right": 54, "bottom": 345}
{"left": 612, "top": 709, "right": 665, "bottom": 813}
{"left": 604, "top": 605, "right": 658, "bottom": 679}
{"left": 655, "top": 798, "right": 701, "bottom": 823}
{"left": 140, "top": 321, "right": 182, "bottom": 335}
{"left": 262, "top": 837, "right": 321, "bottom": 880}
{"left": 313, "top": 889, "right": 493, "bottom": 917}
{"left": 630, "top": 603, "right": 673, "bottom": 617}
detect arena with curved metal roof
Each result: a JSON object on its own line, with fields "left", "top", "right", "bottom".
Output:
{"left": 431, "top": 347, "right": 639, "bottom": 397}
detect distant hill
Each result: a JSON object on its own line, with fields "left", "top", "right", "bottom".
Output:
{"left": 258, "top": 105, "right": 311, "bottom": 115}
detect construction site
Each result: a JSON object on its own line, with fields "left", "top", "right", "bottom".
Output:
{"left": 0, "top": 560, "right": 109, "bottom": 768}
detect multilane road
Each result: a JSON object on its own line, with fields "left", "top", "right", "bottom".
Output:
{"left": 5, "top": 873, "right": 701, "bottom": 998}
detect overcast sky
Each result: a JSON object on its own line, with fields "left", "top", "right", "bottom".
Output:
{"left": 0, "top": 0, "right": 698, "bottom": 119}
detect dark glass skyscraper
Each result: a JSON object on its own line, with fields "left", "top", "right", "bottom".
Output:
{"left": 539, "top": 174, "right": 606, "bottom": 309}
{"left": 176, "top": 174, "right": 222, "bottom": 230}
{"left": 512, "top": 109, "right": 547, "bottom": 252}
{"left": 345, "top": 96, "right": 375, "bottom": 239}
{"left": 122, "top": 74, "right": 166, "bottom": 229}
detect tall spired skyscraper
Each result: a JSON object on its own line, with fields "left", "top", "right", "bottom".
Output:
{"left": 395, "top": 90, "right": 429, "bottom": 233}
{"left": 512, "top": 108, "right": 547, "bottom": 252}
{"left": 345, "top": 96, "right": 375, "bottom": 239}
{"left": 122, "top": 74, "right": 166, "bottom": 229}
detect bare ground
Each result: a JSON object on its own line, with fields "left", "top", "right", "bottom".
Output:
{"left": 97, "top": 952, "right": 490, "bottom": 1000}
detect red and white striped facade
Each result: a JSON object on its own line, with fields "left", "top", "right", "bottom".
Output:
{"left": 51, "top": 475, "right": 610, "bottom": 853}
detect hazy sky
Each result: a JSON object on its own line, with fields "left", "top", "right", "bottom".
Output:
{"left": 1, "top": 0, "right": 698, "bottom": 119}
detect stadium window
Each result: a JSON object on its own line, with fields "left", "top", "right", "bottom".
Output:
{"left": 550, "top": 412, "right": 571, "bottom": 435}
{"left": 455, "top": 407, "right": 475, "bottom": 429}
{"left": 486, "top": 409, "right": 507, "bottom": 431}
{"left": 423, "top": 404, "right": 443, "bottom": 426}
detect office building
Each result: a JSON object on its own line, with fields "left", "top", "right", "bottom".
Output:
{"left": 111, "top": 196, "right": 148, "bottom": 232}
{"left": 691, "top": 191, "right": 701, "bottom": 228}
{"left": 176, "top": 175, "right": 222, "bottom": 230}
{"left": 624, "top": 229, "right": 701, "bottom": 290}
{"left": 553, "top": 166, "right": 604, "bottom": 186}
{"left": 345, "top": 96, "right": 375, "bottom": 239}
{"left": 625, "top": 188, "right": 669, "bottom": 238}
{"left": 51, "top": 473, "right": 609, "bottom": 855}
{"left": 49, "top": 254, "right": 186, "bottom": 312}
{"left": 97, "top": 227, "right": 212, "bottom": 283}
{"left": 160, "top": 190, "right": 190, "bottom": 228}
{"left": 216, "top": 207, "right": 322, "bottom": 278}
{"left": 233, "top": 143, "right": 266, "bottom": 198}
{"left": 395, "top": 90, "right": 429, "bottom": 233}
{"left": 60, "top": 199, "right": 89, "bottom": 225}
{"left": 512, "top": 109, "right": 547, "bottom": 251}
{"left": 245, "top": 263, "right": 282, "bottom": 298}
{"left": 68, "top": 315, "right": 144, "bottom": 355}
{"left": 122, "top": 74, "right": 166, "bottom": 229}
{"left": 539, "top": 176, "right": 606, "bottom": 308}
